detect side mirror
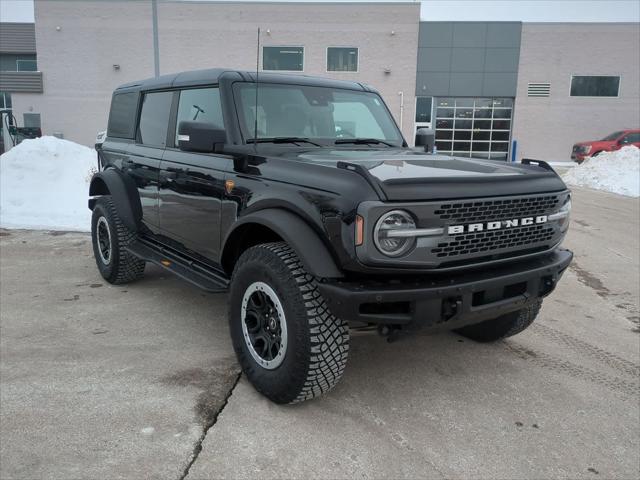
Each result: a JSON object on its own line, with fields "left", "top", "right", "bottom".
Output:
{"left": 177, "top": 121, "right": 226, "bottom": 153}
{"left": 415, "top": 128, "right": 435, "bottom": 153}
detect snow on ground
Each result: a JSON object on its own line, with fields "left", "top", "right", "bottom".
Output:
{"left": 0, "top": 136, "right": 96, "bottom": 231}
{"left": 562, "top": 146, "right": 640, "bottom": 198}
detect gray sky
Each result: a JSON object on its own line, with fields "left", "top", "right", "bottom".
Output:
{"left": 1, "top": 0, "right": 639, "bottom": 23}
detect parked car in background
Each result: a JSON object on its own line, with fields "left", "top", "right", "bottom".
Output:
{"left": 571, "top": 129, "right": 640, "bottom": 163}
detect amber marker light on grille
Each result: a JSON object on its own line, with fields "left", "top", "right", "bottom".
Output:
{"left": 355, "top": 215, "right": 364, "bottom": 246}
{"left": 225, "top": 179, "right": 235, "bottom": 194}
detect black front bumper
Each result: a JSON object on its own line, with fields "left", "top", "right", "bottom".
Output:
{"left": 318, "top": 249, "right": 573, "bottom": 331}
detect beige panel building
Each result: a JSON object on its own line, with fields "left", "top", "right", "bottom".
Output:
{"left": 512, "top": 23, "right": 640, "bottom": 161}
{"left": 10, "top": 0, "right": 420, "bottom": 145}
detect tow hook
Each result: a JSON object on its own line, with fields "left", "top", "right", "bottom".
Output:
{"left": 378, "top": 324, "right": 404, "bottom": 343}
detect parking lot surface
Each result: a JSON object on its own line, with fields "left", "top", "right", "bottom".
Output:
{"left": 1, "top": 187, "right": 638, "bottom": 480}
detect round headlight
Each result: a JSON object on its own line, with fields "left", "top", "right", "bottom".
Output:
{"left": 374, "top": 210, "right": 416, "bottom": 257}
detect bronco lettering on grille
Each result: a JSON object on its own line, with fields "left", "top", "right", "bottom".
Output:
{"left": 448, "top": 215, "right": 548, "bottom": 235}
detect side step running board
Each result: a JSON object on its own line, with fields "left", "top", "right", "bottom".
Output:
{"left": 125, "top": 240, "right": 229, "bottom": 293}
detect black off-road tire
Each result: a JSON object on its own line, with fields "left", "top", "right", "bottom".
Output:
{"left": 91, "top": 196, "right": 145, "bottom": 284}
{"left": 455, "top": 299, "right": 542, "bottom": 342}
{"left": 229, "top": 242, "right": 349, "bottom": 404}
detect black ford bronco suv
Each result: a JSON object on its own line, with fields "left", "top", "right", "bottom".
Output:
{"left": 90, "top": 69, "right": 572, "bottom": 404}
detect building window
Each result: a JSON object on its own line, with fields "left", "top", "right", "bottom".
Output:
{"left": 434, "top": 97, "right": 513, "bottom": 160}
{"left": 0, "top": 92, "right": 11, "bottom": 109}
{"left": 263, "top": 46, "right": 304, "bottom": 71}
{"left": 415, "top": 97, "right": 432, "bottom": 123}
{"left": 327, "top": 47, "right": 358, "bottom": 72}
{"left": 570, "top": 76, "right": 620, "bottom": 97}
{"left": 16, "top": 59, "right": 37, "bottom": 72}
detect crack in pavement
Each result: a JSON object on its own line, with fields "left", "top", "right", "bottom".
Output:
{"left": 179, "top": 372, "right": 242, "bottom": 480}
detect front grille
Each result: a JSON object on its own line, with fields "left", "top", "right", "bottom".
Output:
{"left": 434, "top": 195, "right": 559, "bottom": 222}
{"left": 432, "top": 223, "right": 555, "bottom": 258}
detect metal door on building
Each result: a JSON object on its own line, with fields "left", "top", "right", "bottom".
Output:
{"left": 433, "top": 97, "right": 513, "bottom": 160}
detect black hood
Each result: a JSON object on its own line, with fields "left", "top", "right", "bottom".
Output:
{"left": 286, "top": 148, "right": 568, "bottom": 201}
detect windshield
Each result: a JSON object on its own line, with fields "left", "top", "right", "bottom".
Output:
{"left": 233, "top": 82, "right": 403, "bottom": 146}
{"left": 601, "top": 131, "right": 623, "bottom": 141}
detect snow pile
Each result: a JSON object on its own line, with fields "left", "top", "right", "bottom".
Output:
{"left": 0, "top": 136, "right": 97, "bottom": 231}
{"left": 562, "top": 146, "right": 640, "bottom": 198}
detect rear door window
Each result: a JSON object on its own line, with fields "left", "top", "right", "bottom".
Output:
{"left": 174, "top": 88, "right": 224, "bottom": 147}
{"left": 137, "top": 91, "right": 173, "bottom": 147}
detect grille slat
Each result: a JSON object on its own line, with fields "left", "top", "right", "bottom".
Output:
{"left": 430, "top": 193, "right": 561, "bottom": 260}
{"left": 434, "top": 195, "right": 559, "bottom": 222}
{"left": 432, "top": 224, "right": 555, "bottom": 258}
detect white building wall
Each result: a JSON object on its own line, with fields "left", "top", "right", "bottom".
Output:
{"left": 12, "top": 0, "right": 155, "bottom": 145}
{"left": 512, "top": 23, "right": 640, "bottom": 162}
{"left": 12, "top": 0, "right": 419, "bottom": 146}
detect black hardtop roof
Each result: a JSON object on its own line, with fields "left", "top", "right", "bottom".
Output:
{"left": 114, "top": 68, "right": 373, "bottom": 93}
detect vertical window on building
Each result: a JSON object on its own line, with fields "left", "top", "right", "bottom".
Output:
{"left": 415, "top": 97, "right": 432, "bottom": 123}
{"left": 174, "top": 88, "right": 224, "bottom": 146}
{"left": 0, "top": 92, "right": 12, "bottom": 109}
{"left": 263, "top": 47, "right": 304, "bottom": 71}
{"left": 570, "top": 76, "right": 620, "bottom": 97}
{"left": 137, "top": 91, "right": 173, "bottom": 146}
{"left": 327, "top": 47, "right": 358, "bottom": 72}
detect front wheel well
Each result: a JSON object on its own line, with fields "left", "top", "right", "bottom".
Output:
{"left": 221, "top": 223, "right": 283, "bottom": 275}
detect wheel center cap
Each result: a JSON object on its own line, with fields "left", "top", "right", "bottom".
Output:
{"left": 268, "top": 317, "right": 277, "bottom": 331}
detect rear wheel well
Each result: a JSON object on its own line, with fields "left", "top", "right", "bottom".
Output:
{"left": 89, "top": 177, "right": 110, "bottom": 209}
{"left": 221, "top": 223, "right": 283, "bottom": 275}
{"left": 89, "top": 177, "right": 110, "bottom": 196}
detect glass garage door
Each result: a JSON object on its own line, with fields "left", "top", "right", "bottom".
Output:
{"left": 434, "top": 97, "right": 513, "bottom": 160}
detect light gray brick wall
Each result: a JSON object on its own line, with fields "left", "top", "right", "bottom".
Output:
{"left": 512, "top": 23, "right": 640, "bottom": 162}
{"left": 12, "top": 0, "right": 419, "bottom": 145}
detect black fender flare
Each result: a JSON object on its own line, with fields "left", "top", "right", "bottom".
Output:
{"left": 223, "top": 208, "right": 344, "bottom": 279}
{"left": 88, "top": 168, "right": 142, "bottom": 232}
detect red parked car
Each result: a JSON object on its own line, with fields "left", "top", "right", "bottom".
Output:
{"left": 572, "top": 129, "right": 640, "bottom": 163}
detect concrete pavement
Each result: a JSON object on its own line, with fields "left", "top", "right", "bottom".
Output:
{"left": 1, "top": 186, "right": 638, "bottom": 479}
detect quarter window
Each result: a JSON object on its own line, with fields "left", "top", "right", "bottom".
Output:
{"left": 327, "top": 47, "right": 358, "bottom": 72}
{"left": 174, "top": 88, "right": 224, "bottom": 146}
{"left": 137, "top": 91, "right": 173, "bottom": 146}
{"left": 263, "top": 46, "right": 304, "bottom": 71}
{"left": 570, "top": 76, "right": 620, "bottom": 97}
{"left": 107, "top": 92, "right": 139, "bottom": 139}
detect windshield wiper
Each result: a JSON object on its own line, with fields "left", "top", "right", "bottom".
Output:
{"left": 246, "top": 137, "right": 322, "bottom": 147}
{"left": 334, "top": 138, "right": 395, "bottom": 147}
